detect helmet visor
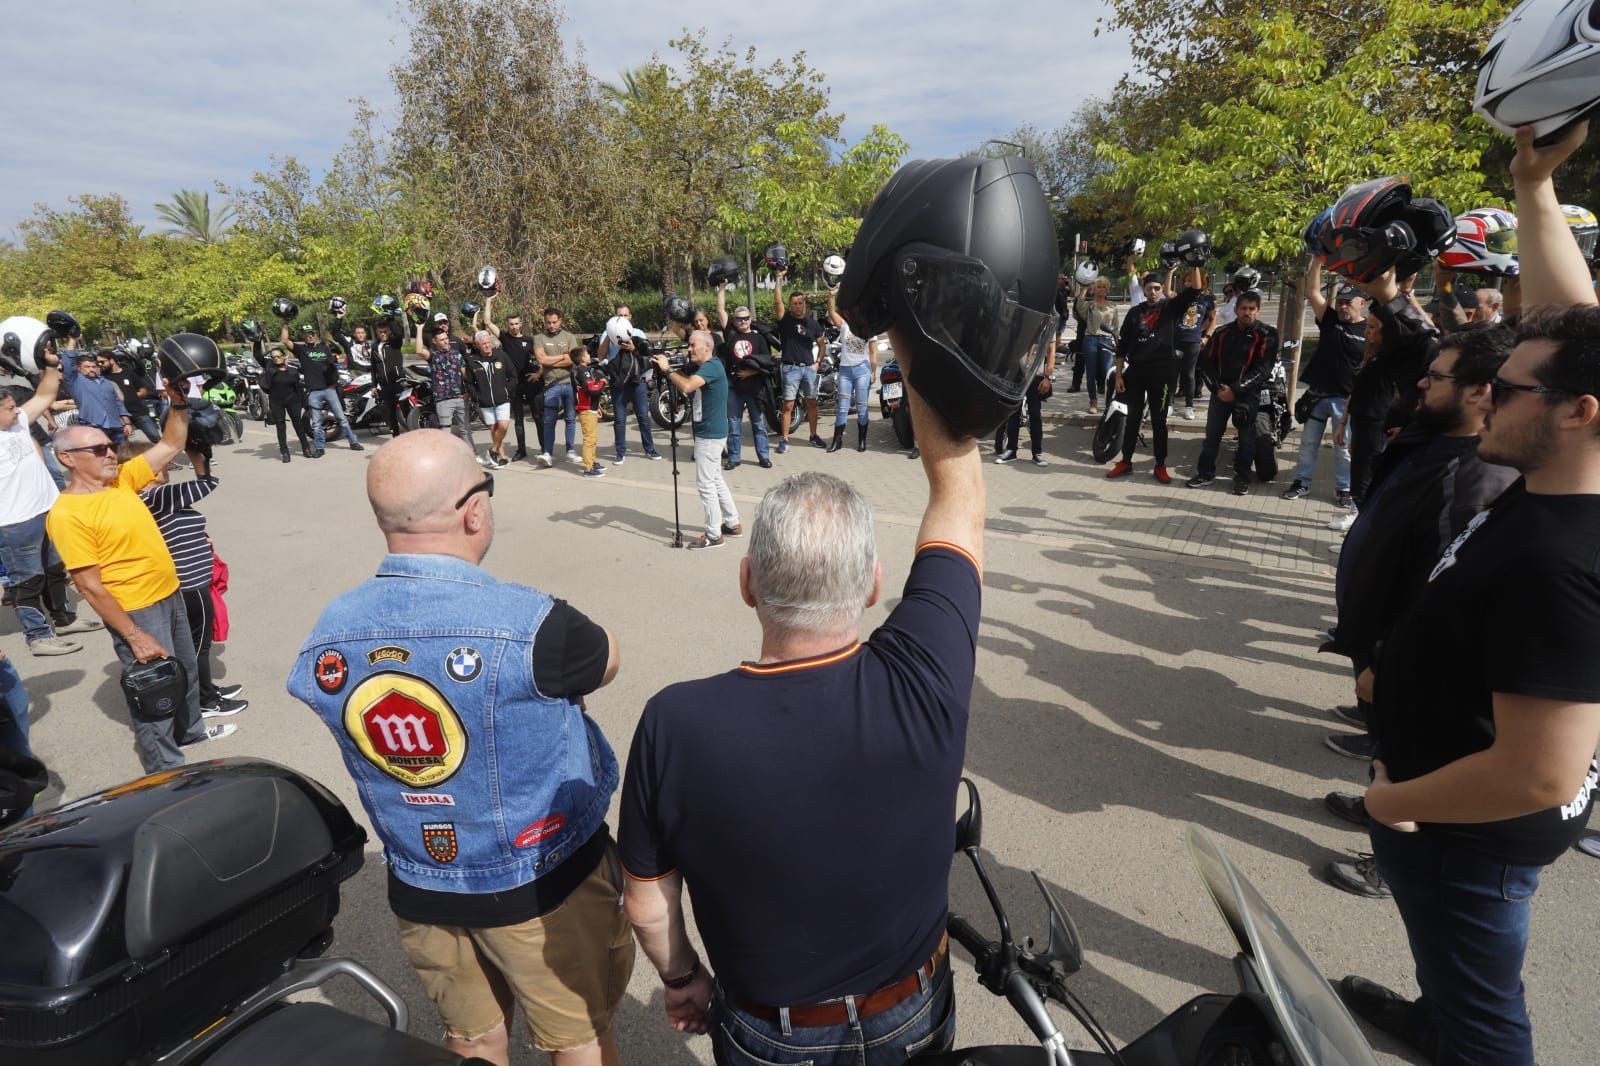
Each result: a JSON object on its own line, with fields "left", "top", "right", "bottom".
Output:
{"left": 892, "top": 245, "right": 1057, "bottom": 401}
{"left": 1317, "top": 227, "right": 1391, "bottom": 281}
{"left": 1483, "top": 228, "right": 1518, "bottom": 256}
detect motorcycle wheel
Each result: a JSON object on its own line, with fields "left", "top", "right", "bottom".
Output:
{"left": 599, "top": 390, "right": 616, "bottom": 424}
{"left": 216, "top": 410, "right": 244, "bottom": 445}
{"left": 651, "top": 386, "right": 689, "bottom": 430}
{"left": 891, "top": 405, "right": 914, "bottom": 449}
{"left": 246, "top": 390, "right": 265, "bottom": 422}
{"left": 1092, "top": 412, "right": 1124, "bottom": 463}
{"left": 403, "top": 405, "right": 438, "bottom": 432}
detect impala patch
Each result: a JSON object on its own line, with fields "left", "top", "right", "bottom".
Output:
{"left": 422, "top": 822, "right": 459, "bottom": 863}
{"left": 342, "top": 673, "right": 468, "bottom": 787}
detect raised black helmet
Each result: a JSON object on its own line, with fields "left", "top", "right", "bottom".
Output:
{"left": 663, "top": 294, "right": 694, "bottom": 324}
{"left": 707, "top": 256, "right": 741, "bottom": 286}
{"left": 763, "top": 244, "right": 789, "bottom": 273}
{"left": 1174, "top": 229, "right": 1212, "bottom": 267}
{"left": 271, "top": 296, "right": 298, "bottom": 321}
{"left": 158, "top": 332, "right": 225, "bottom": 385}
{"left": 836, "top": 155, "right": 1059, "bottom": 437}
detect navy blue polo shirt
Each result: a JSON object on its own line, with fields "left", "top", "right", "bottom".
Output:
{"left": 618, "top": 544, "right": 980, "bottom": 1005}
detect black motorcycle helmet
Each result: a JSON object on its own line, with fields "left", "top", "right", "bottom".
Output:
{"left": 45, "top": 309, "right": 81, "bottom": 339}
{"left": 158, "top": 332, "right": 225, "bottom": 385}
{"left": 1396, "top": 198, "right": 1458, "bottom": 278}
{"left": 1174, "top": 229, "right": 1212, "bottom": 267}
{"left": 663, "top": 294, "right": 694, "bottom": 324}
{"left": 460, "top": 300, "right": 481, "bottom": 321}
{"left": 836, "top": 155, "right": 1059, "bottom": 438}
{"left": 271, "top": 296, "right": 298, "bottom": 321}
{"left": 707, "top": 256, "right": 741, "bottom": 286}
{"left": 1317, "top": 176, "right": 1416, "bottom": 282}
{"left": 763, "top": 244, "right": 789, "bottom": 273}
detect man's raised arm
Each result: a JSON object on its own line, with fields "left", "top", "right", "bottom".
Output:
{"left": 1511, "top": 122, "right": 1597, "bottom": 308}
{"left": 894, "top": 327, "right": 984, "bottom": 572}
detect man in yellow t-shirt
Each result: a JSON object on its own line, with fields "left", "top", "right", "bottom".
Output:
{"left": 47, "top": 382, "right": 239, "bottom": 772}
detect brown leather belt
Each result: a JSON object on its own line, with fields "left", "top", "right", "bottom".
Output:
{"left": 730, "top": 932, "right": 949, "bottom": 1029}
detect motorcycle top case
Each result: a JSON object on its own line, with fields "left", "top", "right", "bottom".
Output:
{"left": 0, "top": 759, "right": 366, "bottom": 1065}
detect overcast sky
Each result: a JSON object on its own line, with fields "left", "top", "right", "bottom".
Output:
{"left": 5, "top": 0, "right": 1132, "bottom": 238}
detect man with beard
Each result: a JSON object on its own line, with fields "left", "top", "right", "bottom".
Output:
{"left": 1107, "top": 266, "right": 1206, "bottom": 483}
{"left": 1318, "top": 326, "right": 1519, "bottom": 878}
{"left": 100, "top": 349, "right": 160, "bottom": 442}
{"left": 1282, "top": 264, "right": 1367, "bottom": 503}
{"left": 481, "top": 296, "right": 538, "bottom": 459}
{"left": 1337, "top": 122, "right": 1600, "bottom": 1066}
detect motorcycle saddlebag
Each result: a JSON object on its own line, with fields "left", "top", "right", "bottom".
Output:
{"left": 0, "top": 758, "right": 366, "bottom": 1065}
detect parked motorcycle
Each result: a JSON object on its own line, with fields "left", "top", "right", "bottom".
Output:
{"left": 0, "top": 760, "right": 472, "bottom": 1066}
{"left": 399, "top": 363, "right": 439, "bottom": 432}
{"left": 928, "top": 779, "right": 1381, "bottom": 1065}
{"left": 878, "top": 355, "right": 914, "bottom": 449}
{"left": 1091, "top": 352, "right": 1128, "bottom": 464}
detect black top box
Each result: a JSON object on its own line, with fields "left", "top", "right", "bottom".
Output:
{"left": 0, "top": 759, "right": 366, "bottom": 1065}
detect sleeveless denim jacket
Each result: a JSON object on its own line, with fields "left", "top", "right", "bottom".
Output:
{"left": 288, "top": 553, "right": 617, "bottom": 893}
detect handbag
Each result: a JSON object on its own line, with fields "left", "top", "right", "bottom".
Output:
{"left": 209, "top": 543, "right": 231, "bottom": 643}
{"left": 120, "top": 657, "right": 188, "bottom": 723}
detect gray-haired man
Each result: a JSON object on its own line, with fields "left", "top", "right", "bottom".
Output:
{"left": 651, "top": 331, "right": 739, "bottom": 549}
{"left": 618, "top": 332, "right": 983, "bottom": 1063}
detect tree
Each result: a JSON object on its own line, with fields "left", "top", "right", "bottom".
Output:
{"left": 1093, "top": 0, "right": 1510, "bottom": 267}
{"left": 154, "top": 189, "right": 236, "bottom": 243}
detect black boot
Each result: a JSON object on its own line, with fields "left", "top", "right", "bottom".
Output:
{"left": 280, "top": 448, "right": 291, "bottom": 463}
{"left": 826, "top": 425, "right": 845, "bottom": 453}
{"left": 856, "top": 423, "right": 868, "bottom": 452}
{"left": 301, "top": 441, "right": 314, "bottom": 458}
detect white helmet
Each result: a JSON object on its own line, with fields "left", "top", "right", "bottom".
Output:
{"left": 1074, "top": 261, "right": 1100, "bottom": 286}
{"left": 605, "top": 316, "right": 635, "bottom": 347}
{"left": 822, "top": 254, "right": 846, "bottom": 280}
{"left": 0, "top": 316, "right": 51, "bottom": 373}
{"left": 475, "top": 266, "right": 500, "bottom": 294}
{"left": 1475, "top": 0, "right": 1600, "bottom": 141}
{"left": 1439, "top": 208, "right": 1520, "bottom": 276}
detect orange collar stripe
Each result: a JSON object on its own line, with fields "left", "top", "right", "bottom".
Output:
{"left": 739, "top": 643, "right": 863, "bottom": 676}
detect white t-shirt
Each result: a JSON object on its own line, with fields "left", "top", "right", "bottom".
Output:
{"left": 0, "top": 416, "right": 60, "bottom": 525}
{"left": 836, "top": 321, "right": 872, "bottom": 368}
{"left": 1215, "top": 296, "right": 1238, "bottom": 328}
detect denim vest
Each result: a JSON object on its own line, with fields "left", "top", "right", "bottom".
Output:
{"left": 288, "top": 553, "right": 617, "bottom": 893}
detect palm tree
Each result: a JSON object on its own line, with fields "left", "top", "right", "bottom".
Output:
{"left": 155, "top": 189, "right": 236, "bottom": 243}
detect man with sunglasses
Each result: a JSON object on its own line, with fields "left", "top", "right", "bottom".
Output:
{"left": 290, "top": 429, "right": 629, "bottom": 1066}
{"left": 717, "top": 295, "right": 775, "bottom": 469}
{"left": 1108, "top": 265, "right": 1206, "bottom": 483}
{"left": 47, "top": 380, "right": 237, "bottom": 773}
{"left": 1338, "top": 122, "right": 1600, "bottom": 1066}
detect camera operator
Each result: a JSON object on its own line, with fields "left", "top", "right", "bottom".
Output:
{"left": 651, "top": 331, "right": 739, "bottom": 549}
{"left": 619, "top": 154, "right": 1050, "bottom": 1066}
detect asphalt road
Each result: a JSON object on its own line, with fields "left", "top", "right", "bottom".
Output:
{"left": 7, "top": 411, "right": 1596, "bottom": 1065}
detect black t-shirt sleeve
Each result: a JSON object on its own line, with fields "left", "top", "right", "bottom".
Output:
{"left": 1162, "top": 287, "right": 1202, "bottom": 325}
{"left": 1485, "top": 568, "right": 1600, "bottom": 702}
{"left": 867, "top": 545, "right": 982, "bottom": 728}
{"left": 617, "top": 707, "right": 674, "bottom": 879}
{"left": 531, "top": 599, "right": 611, "bottom": 698}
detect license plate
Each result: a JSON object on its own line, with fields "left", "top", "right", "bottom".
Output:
{"left": 882, "top": 383, "right": 903, "bottom": 400}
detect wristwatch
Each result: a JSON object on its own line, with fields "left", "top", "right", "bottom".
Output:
{"left": 662, "top": 956, "right": 700, "bottom": 990}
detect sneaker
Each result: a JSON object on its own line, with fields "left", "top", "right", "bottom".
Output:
{"left": 613, "top": 454, "right": 625, "bottom": 465}
{"left": 687, "top": 534, "right": 723, "bottom": 550}
{"left": 215, "top": 683, "right": 244, "bottom": 700}
{"left": 538, "top": 453, "right": 553, "bottom": 468}
{"left": 1185, "top": 474, "right": 1214, "bottom": 488}
{"left": 1328, "top": 542, "right": 1343, "bottom": 555}
{"left": 512, "top": 449, "right": 527, "bottom": 461}
{"left": 1328, "top": 509, "right": 1358, "bottom": 532}
{"left": 1576, "top": 831, "right": 1600, "bottom": 859}
{"left": 1335, "top": 490, "right": 1355, "bottom": 508}
{"left": 55, "top": 616, "right": 106, "bottom": 635}
{"left": 1324, "top": 792, "right": 1370, "bottom": 829}
{"left": 567, "top": 452, "right": 583, "bottom": 465}
{"left": 776, "top": 439, "right": 789, "bottom": 454}
{"left": 1331, "top": 704, "right": 1366, "bottom": 727}
{"left": 809, "top": 434, "right": 825, "bottom": 448}
{"left": 201, "top": 697, "right": 248, "bottom": 718}
{"left": 1324, "top": 733, "right": 1377, "bottom": 759}
{"left": 721, "top": 523, "right": 743, "bottom": 537}
{"left": 1231, "top": 476, "right": 1250, "bottom": 496}
{"left": 1281, "top": 480, "right": 1310, "bottom": 500}
{"left": 908, "top": 448, "right": 920, "bottom": 460}
{"left": 994, "top": 450, "right": 1017, "bottom": 464}
{"left": 478, "top": 454, "right": 496, "bottom": 467}
{"left": 758, "top": 457, "right": 773, "bottom": 469}
{"left": 645, "top": 452, "right": 663, "bottom": 461}
{"left": 1336, "top": 976, "right": 1423, "bottom": 1046}
{"left": 28, "top": 636, "right": 80, "bottom": 656}
{"left": 1183, "top": 406, "right": 1197, "bottom": 420}
{"left": 185, "top": 722, "right": 239, "bottom": 745}
{"left": 583, "top": 466, "right": 607, "bottom": 478}
{"left": 1031, "top": 454, "right": 1048, "bottom": 467}
{"left": 722, "top": 459, "right": 737, "bottom": 470}
{"left": 493, "top": 454, "right": 511, "bottom": 468}
{"left": 1086, "top": 404, "right": 1100, "bottom": 415}
{"left": 1153, "top": 465, "right": 1172, "bottom": 484}
{"left": 1106, "top": 461, "right": 1133, "bottom": 479}
{"left": 349, "top": 441, "right": 365, "bottom": 451}
{"left": 1326, "top": 855, "right": 1391, "bottom": 898}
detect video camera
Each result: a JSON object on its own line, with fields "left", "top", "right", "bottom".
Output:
{"left": 649, "top": 340, "right": 691, "bottom": 374}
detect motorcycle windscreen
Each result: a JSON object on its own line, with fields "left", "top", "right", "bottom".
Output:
{"left": 1186, "top": 825, "right": 1380, "bottom": 1066}
{"left": 892, "top": 246, "right": 1056, "bottom": 403}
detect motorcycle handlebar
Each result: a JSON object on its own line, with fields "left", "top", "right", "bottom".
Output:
{"left": 948, "top": 914, "right": 991, "bottom": 958}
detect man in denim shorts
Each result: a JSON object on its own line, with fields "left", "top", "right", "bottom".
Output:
{"left": 290, "top": 430, "right": 632, "bottom": 1066}
{"left": 773, "top": 269, "right": 826, "bottom": 452}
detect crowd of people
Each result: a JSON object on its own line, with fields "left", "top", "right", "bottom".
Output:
{"left": 2, "top": 113, "right": 1599, "bottom": 1066}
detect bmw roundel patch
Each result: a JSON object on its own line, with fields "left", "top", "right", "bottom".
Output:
{"left": 445, "top": 647, "right": 483, "bottom": 683}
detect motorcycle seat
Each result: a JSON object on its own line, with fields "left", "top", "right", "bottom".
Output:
{"left": 204, "top": 1002, "right": 469, "bottom": 1065}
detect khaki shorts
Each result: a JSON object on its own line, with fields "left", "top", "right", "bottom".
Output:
{"left": 396, "top": 843, "right": 637, "bottom": 1051}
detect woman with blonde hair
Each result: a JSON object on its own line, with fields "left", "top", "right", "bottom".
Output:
{"left": 1076, "top": 278, "right": 1121, "bottom": 414}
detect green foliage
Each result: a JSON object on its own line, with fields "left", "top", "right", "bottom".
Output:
{"left": 154, "top": 189, "right": 236, "bottom": 243}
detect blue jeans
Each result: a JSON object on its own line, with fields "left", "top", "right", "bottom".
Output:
{"left": 1292, "top": 394, "right": 1351, "bottom": 491}
{"left": 611, "top": 380, "right": 657, "bottom": 459}
{"left": 543, "top": 382, "right": 577, "bottom": 453}
{"left": 834, "top": 362, "right": 872, "bottom": 426}
{"left": 307, "top": 386, "right": 357, "bottom": 447}
{"left": 1370, "top": 822, "right": 1542, "bottom": 1066}
{"left": 727, "top": 390, "right": 770, "bottom": 462}
{"left": 1081, "top": 335, "right": 1112, "bottom": 405}
{"left": 0, "top": 512, "right": 71, "bottom": 642}
{"left": 129, "top": 405, "right": 161, "bottom": 442}
{"left": 1, "top": 656, "right": 32, "bottom": 759}
{"left": 782, "top": 364, "right": 818, "bottom": 401}
{"left": 712, "top": 957, "right": 955, "bottom": 1066}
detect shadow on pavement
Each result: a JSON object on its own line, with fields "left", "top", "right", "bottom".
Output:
{"left": 548, "top": 504, "right": 682, "bottom": 545}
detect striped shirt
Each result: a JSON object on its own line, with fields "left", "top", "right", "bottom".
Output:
{"left": 139, "top": 476, "right": 217, "bottom": 590}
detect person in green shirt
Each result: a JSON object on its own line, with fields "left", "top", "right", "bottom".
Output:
{"left": 652, "top": 330, "right": 739, "bottom": 550}
{"left": 533, "top": 308, "right": 580, "bottom": 466}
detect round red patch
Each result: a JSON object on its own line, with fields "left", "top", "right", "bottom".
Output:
{"left": 514, "top": 814, "right": 566, "bottom": 848}
{"left": 314, "top": 649, "right": 349, "bottom": 694}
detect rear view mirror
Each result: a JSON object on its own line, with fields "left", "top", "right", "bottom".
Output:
{"left": 954, "top": 777, "right": 982, "bottom": 853}
{"left": 1030, "top": 871, "right": 1083, "bottom": 976}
